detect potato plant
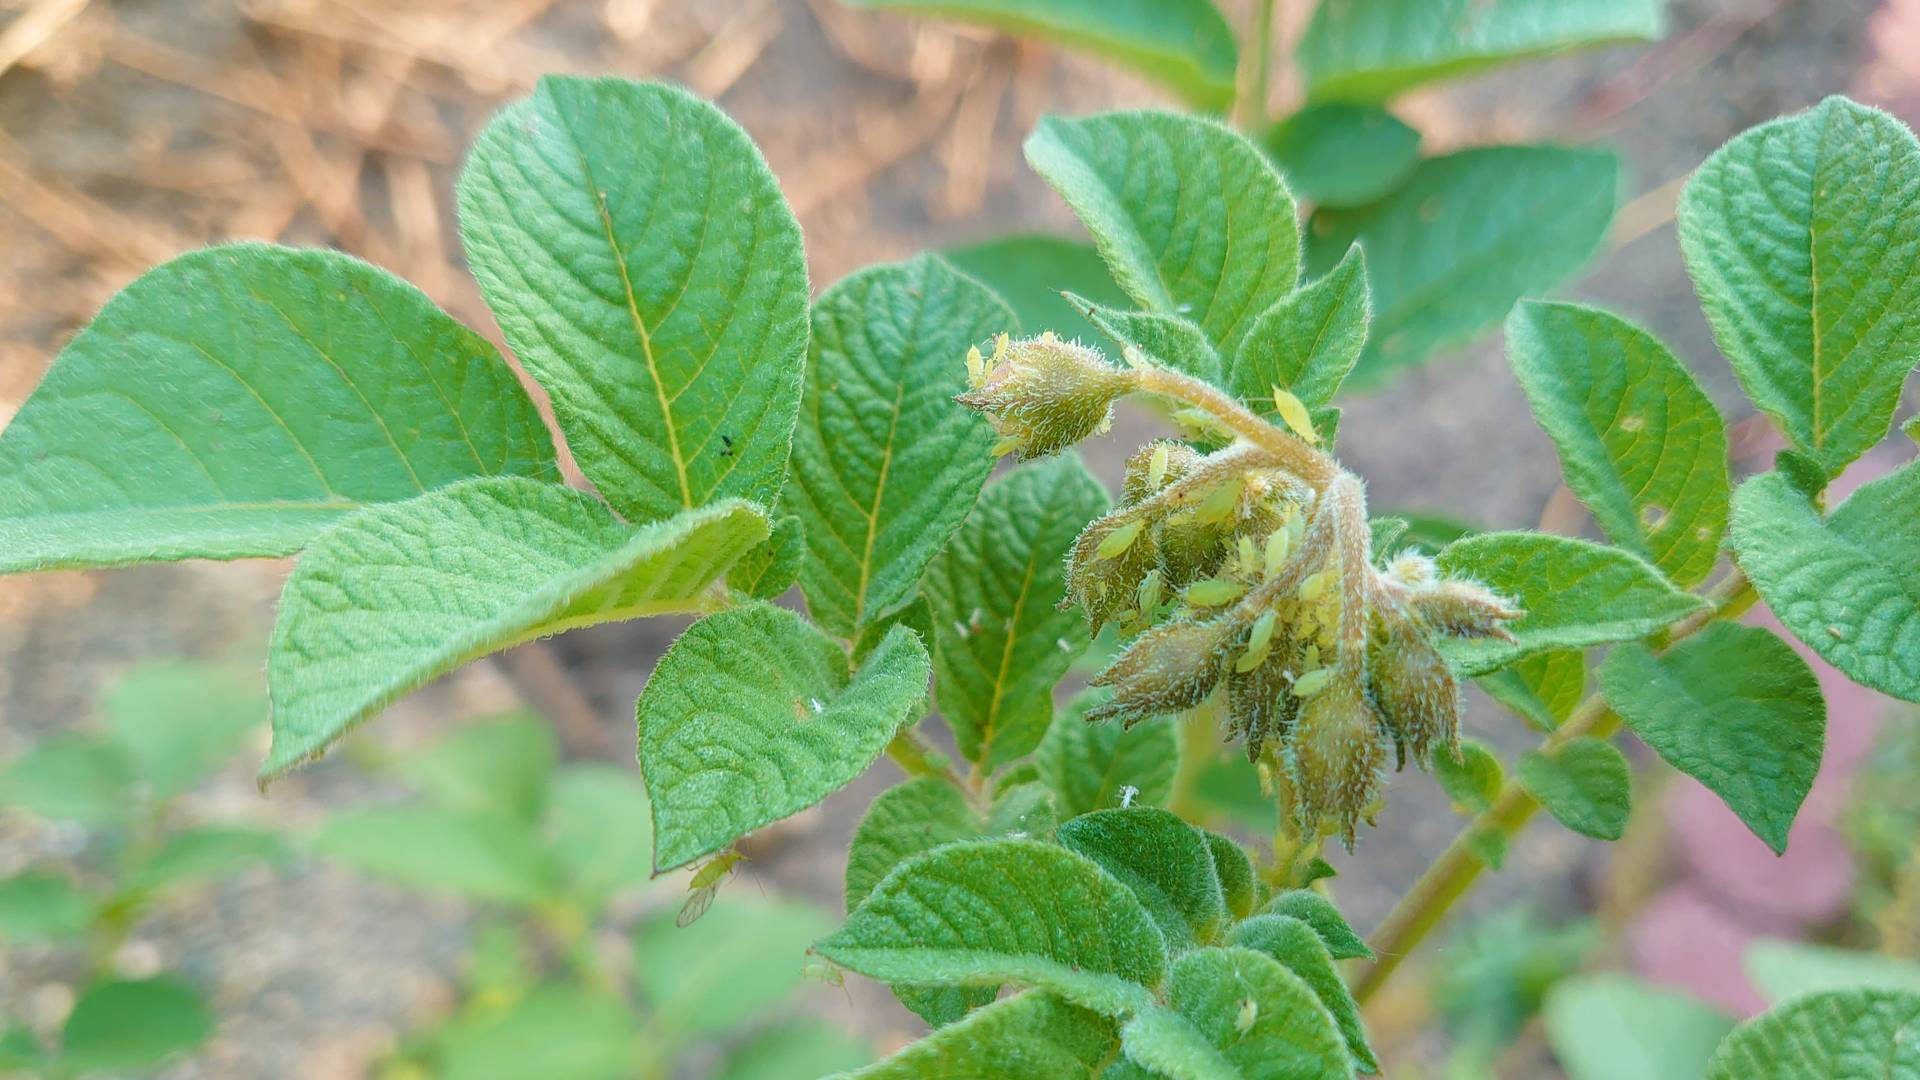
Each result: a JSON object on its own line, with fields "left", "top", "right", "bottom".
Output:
{"left": 0, "top": 663, "right": 286, "bottom": 1076}
{"left": 3, "top": 3, "right": 1919, "bottom": 1077}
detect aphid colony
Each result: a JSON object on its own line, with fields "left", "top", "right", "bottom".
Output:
{"left": 957, "top": 332, "right": 1520, "bottom": 846}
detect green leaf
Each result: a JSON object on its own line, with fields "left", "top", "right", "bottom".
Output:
{"left": 1059, "top": 808, "right": 1227, "bottom": 951}
{"left": 1544, "top": 974, "right": 1734, "bottom": 1080}
{"left": 0, "top": 735, "right": 132, "bottom": 826}
{"left": 1678, "top": 97, "right": 1920, "bottom": 477}
{"left": 1264, "top": 104, "right": 1420, "bottom": 208}
{"left": 1230, "top": 245, "right": 1370, "bottom": 414}
{"left": 1258, "top": 892, "right": 1372, "bottom": 961}
{"left": 399, "top": 711, "right": 555, "bottom": 821}
{"left": 1435, "top": 531, "right": 1707, "bottom": 676}
{"left": 845, "top": 778, "right": 982, "bottom": 912}
{"left": 1507, "top": 302, "right": 1731, "bottom": 587}
{"left": 1518, "top": 736, "right": 1631, "bottom": 841}
{"left": 316, "top": 805, "right": 555, "bottom": 904}
{"left": 1121, "top": 946, "right": 1354, "bottom": 1080}
{"left": 1203, "top": 832, "right": 1259, "bottom": 921}
{"left": 986, "top": 781, "right": 1059, "bottom": 838}
{"left": 438, "top": 987, "right": 636, "bottom": 1080}
{"left": 547, "top": 764, "right": 653, "bottom": 905}
{"left": 1227, "top": 915, "right": 1379, "bottom": 1073}
{"left": 1068, "top": 293, "right": 1224, "bottom": 385}
{"left": 103, "top": 661, "right": 263, "bottom": 798}
{"left": 638, "top": 603, "right": 930, "bottom": 870}
{"left": 1708, "top": 989, "right": 1920, "bottom": 1079}
{"left": 1308, "top": 147, "right": 1619, "bottom": 387}
{"left": 1731, "top": 465, "right": 1920, "bottom": 702}
{"left": 944, "top": 234, "right": 1125, "bottom": 340}
{"left": 1600, "top": 623, "right": 1824, "bottom": 853}
{"left": 729, "top": 515, "right": 806, "bottom": 600}
{"left": 0, "top": 244, "right": 555, "bottom": 574}
{"left": 925, "top": 455, "right": 1109, "bottom": 766}
{"left": 0, "top": 872, "right": 91, "bottom": 943}
{"left": 61, "top": 977, "right": 214, "bottom": 1073}
{"left": 633, "top": 897, "right": 831, "bottom": 1035}
{"left": 1432, "top": 738, "right": 1504, "bottom": 813}
{"left": 458, "top": 76, "right": 808, "bottom": 522}
{"left": 1297, "top": 0, "right": 1665, "bottom": 103}
{"left": 721, "top": 1019, "right": 870, "bottom": 1080}
{"left": 844, "top": 0, "right": 1235, "bottom": 108}
{"left": 266, "top": 481, "right": 765, "bottom": 778}
{"left": 843, "top": 778, "right": 1000, "bottom": 1025}
{"left": 816, "top": 838, "right": 1167, "bottom": 1015}
{"left": 1036, "top": 689, "right": 1180, "bottom": 818}
{"left": 785, "top": 256, "right": 1004, "bottom": 638}
{"left": 824, "top": 990, "right": 1119, "bottom": 1080}
{"left": 1026, "top": 111, "right": 1300, "bottom": 358}
{"left": 123, "top": 826, "right": 287, "bottom": 895}
{"left": 1747, "top": 941, "right": 1920, "bottom": 1004}
{"left": 1477, "top": 649, "right": 1585, "bottom": 732}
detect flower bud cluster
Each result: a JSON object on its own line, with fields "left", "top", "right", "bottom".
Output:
{"left": 1063, "top": 449, "right": 1519, "bottom": 848}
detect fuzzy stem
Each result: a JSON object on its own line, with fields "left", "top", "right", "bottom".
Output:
{"left": 1131, "top": 364, "right": 1340, "bottom": 489}
{"left": 1350, "top": 568, "right": 1755, "bottom": 1005}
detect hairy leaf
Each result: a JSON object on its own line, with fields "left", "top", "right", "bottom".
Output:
{"left": 944, "top": 234, "right": 1125, "bottom": 340}
{"left": 1036, "top": 690, "right": 1180, "bottom": 817}
{"left": 316, "top": 806, "right": 555, "bottom": 904}
{"left": 1058, "top": 807, "right": 1228, "bottom": 951}
{"left": 1026, "top": 111, "right": 1300, "bottom": 358}
{"left": 1069, "top": 293, "right": 1224, "bottom": 385}
{"left": 0, "top": 244, "right": 554, "bottom": 573}
{"left": 1679, "top": 97, "right": 1920, "bottom": 477}
{"left": 1436, "top": 531, "right": 1707, "bottom": 676}
{"left": 1203, "top": 832, "right": 1260, "bottom": 921}
{"left": 1544, "top": 974, "right": 1733, "bottom": 1080}
{"left": 1518, "top": 736, "right": 1631, "bottom": 841}
{"left": 266, "top": 480, "right": 765, "bottom": 777}
{"left": 1308, "top": 147, "right": 1618, "bottom": 386}
{"left": 1731, "top": 465, "right": 1920, "bottom": 702}
{"left": 1231, "top": 245, "right": 1370, "bottom": 415}
{"left": 1507, "top": 302, "right": 1731, "bottom": 586}
{"left": 1122, "top": 946, "right": 1353, "bottom": 1080}
{"left": 925, "top": 456, "right": 1109, "bottom": 766}
{"left": 1258, "top": 892, "right": 1372, "bottom": 961}
{"left": 1601, "top": 623, "right": 1824, "bottom": 853}
{"left": 785, "top": 256, "right": 1003, "bottom": 637}
{"left": 458, "top": 76, "right": 808, "bottom": 522}
{"left": 1264, "top": 104, "right": 1420, "bottom": 207}
{"left": 845, "top": 0, "right": 1235, "bottom": 108}
{"left": 1709, "top": 989, "right": 1920, "bottom": 1079}
{"left": 845, "top": 778, "right": 981, "bottom": 912}
{"left": 1477, "top": 649, "right": 1585, "bottom": 732}
{"left": 1297, "top": 0, "right": 1664, "bottom": 102}
{"left": 1431, "top": 738, "right": 1504, "bottom": 813}
{"left": 816, "top": 838, "right": 1167, "bottom": 1015}
{"left": 824, "top": 990, "right": 1119, "bottom": 1080}
{"left": 729, "top": 515, "right": 806, "bottom": 600}
{"left": 1227, "top": 916, "right": 1379, "bottom": 1073}
{"left": 638, "top": 603, "right": 930, "bottom": 870}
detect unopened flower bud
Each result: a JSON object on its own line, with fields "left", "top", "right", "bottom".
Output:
{"left": 1369, "top": 625, "right": 1461, "bottom": 768}
{"left": 1409, "top": 579, "right": 1522, "bottom": 640}
{"left": 1287, "top": 678, "right": 1388, "bottom": 849}
{"left": 956, "top": 332, "right": 1136, "bottom": 459}
{"left": 1086, "top": 618, "right": 1233, "bottom": 728}
{"left": 1123, "top": 440, "right": 1199, "bottom": 505}
{"left": 1066, "top": 511, "right": 1160, "bottom": 634}
{"left": 1227, "top": 641, "right": 1299, "bottom": 762}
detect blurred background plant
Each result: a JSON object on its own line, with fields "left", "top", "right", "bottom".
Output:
{"left": 1, "top": 0, "right": 1917, "bottom": 1076}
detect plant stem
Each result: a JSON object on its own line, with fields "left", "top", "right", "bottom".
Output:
{"left": 1350, "top": 569, "right": 1755, "bottom": 1005}
{"left": 1131, "top": 364, "right": 1338, "bottom": 488}
{"left": 1240, "top": 0, "right": 1278, "bottom": 131}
